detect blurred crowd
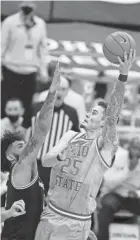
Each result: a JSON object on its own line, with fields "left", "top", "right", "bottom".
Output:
{"left": 1, "top": 1, "right": 140, "bottom": 240}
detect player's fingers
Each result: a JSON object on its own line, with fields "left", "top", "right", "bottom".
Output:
{"left": 21, "top": 200, "right": 25, "bottom": 207}
{"left": 129, "top": 49, "right": 133, "bottom": 61}
{"left": 19, "top": 210, "right": 26, "bottom": 215}
{"left": 124, "top": 51, "right": 127, "bottom": 62}
{"left": 14, "top": 202, "right": 25, "bottom": 212}
{"left": 14, "top": 200, "right": 25, "bottom": 208}
{"left": 15, "top": 204, "right": 25, "bottom": 213}
{"left": 16, "top": 199, "right": 25, "bottom": 206}
{"left": 132, "top": 49, "right": 136, "bottom": 62}
{"left": 118, "top": 56, "right": 123, "bottom": 65}
{"left": 14, "top": 210, "right": 26, "bottom": 217}
{"left": 15, "top": 199, "right": 24, "bottom": 203}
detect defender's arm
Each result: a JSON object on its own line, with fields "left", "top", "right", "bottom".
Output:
{"left": 18, "top": 62, "right": 60, "bottom": 165}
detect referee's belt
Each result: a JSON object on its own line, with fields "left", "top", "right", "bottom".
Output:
{"left": 47, "top": 201, "right": 91, "bottom": 221}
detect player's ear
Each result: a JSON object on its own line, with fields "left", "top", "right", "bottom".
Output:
{"left": 100, "top": 119, "right": 104, "bottom": 128}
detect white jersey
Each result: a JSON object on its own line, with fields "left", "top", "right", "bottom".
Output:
{"left": 48, "top": 133, "right": 109, "bottom": 215}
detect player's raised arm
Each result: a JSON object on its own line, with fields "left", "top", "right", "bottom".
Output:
{"left": 18, "top": 62, "right": 60, "bottom": 165}
{"left": 42, "top": 130, "right": 77, "bottom": 167}
{"left": 99, "top": 49, "right": 136, "bottom": 162}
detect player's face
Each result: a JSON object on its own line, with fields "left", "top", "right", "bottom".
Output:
{"left": 81, "top": 105, "right": 105, "bottom": 131}
{"left": 9, "top": 141, "right": 27, "bottom": 160}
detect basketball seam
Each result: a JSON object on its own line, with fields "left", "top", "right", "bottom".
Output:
{"left": 104, "top": 44, "right": 122, "bottom": 58}
{"left": 111, "top": 34, "right": 124, "bottom": 52}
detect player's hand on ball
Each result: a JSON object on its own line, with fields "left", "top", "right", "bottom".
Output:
{"left": 118, "top": 49, "right": 136, "bottom": 75}
{"left": 50, "top": 61, "right": 61, "bottom": 93}
{"left": 9, "top": 200, "right": 26, "bottom": 218}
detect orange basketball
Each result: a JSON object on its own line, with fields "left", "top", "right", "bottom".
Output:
{"left": 103, "top": 32, "right": 136, "bottom": 64}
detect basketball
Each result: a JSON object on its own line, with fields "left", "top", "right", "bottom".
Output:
{"left": 103, "top": 32, "right": 136, "bottom": 64}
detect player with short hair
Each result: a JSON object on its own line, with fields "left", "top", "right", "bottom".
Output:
{"left": 35, "top": 50, "right": 135, "bottom": 240}
{"left": 1, "top": 63, "right": 60, "bottom": 240}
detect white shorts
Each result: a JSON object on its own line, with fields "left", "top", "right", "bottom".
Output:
{"left": 34, "top": 206, "right": 96, "bottom": 240}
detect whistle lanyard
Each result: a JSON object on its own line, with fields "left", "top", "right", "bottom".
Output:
{"left": 24, "top": 24, "right": 36, "bottom": 61}
{"left": 24, "top": 17, "right": 36, "bottom": 48}
{"left": 25, "top": 27, "right": 34, "bottom": 48}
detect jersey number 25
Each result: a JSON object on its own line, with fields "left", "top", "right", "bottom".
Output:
{"left": 61, "top": 158, "right": 82, "bottom": 176}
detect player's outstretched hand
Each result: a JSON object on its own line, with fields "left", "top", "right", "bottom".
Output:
{"left": 118, "top": 49, "right": 136, "bottom": 75}
{"left": 9, "top": 200, "right": 26, "bottom": 218}
{"left": 50, "top": 61, "right": 61, "bottom": 93}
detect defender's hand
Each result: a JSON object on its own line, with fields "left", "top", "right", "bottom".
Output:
{"left": 9, "top": 200, "right": 26, "bottom": 218}
{"left": 118, "top": 49, "right": 136, "bottom": 75}
{"left": 50, "top": 61, "right": 60, "bottom": 93}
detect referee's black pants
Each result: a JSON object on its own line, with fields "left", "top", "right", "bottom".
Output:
{"left": 1, "top": 66, "right": 36, "bottom": 128}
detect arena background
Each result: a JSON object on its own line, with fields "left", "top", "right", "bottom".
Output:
{"left": 2, "top": 1, "right": 140, "bottom": 135}
{"left": 1, "top": 1, "right": 140, "bottom": 239}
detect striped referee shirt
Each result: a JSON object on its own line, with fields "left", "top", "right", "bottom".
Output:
{"left": 31, "top": 103, "right": 80, "bottom": 160}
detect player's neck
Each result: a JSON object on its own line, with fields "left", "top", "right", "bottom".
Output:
{"left": 86, "top": 128, "right": 101, "bottom": 139}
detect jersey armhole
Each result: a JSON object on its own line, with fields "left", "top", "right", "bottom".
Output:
{"left": 11, "top": 163, "right": 38, "bottom": 190}
{"left": 95, "top": 137, "right": 114, "bottom": 168}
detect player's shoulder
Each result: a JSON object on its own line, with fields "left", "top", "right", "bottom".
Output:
{"left": 62, "top": 130, "right": 78, "bottom": 142}
{"left": 63, "top": 130, "right": 77, "bottom": 137}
